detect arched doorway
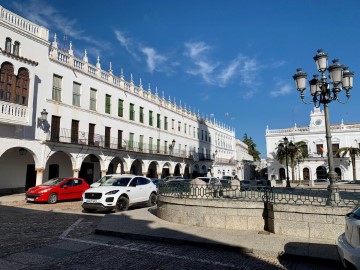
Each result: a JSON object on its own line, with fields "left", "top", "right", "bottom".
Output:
{"left": 161, "top": 163, "right": 171, "bottom": 179}
{"left": 193, "top": 164, "right": 199, "bottom": 178}
{"left": 279, "top": 168, "right": 285, "bottom": 180}
{"left": 79, "top": 154, "right": 101, "bottom": 184}
{"left": 184, "top": 165, "right": 191, "bottom": 179}
{"left": 174, "top": 164, "right": 181, "bottom": 176}
{"left": 316, "top": 166, "right": 327, "bottom": 179}
{"left": 107, "top": 157, "right": 124, "bottom": 174}
{"left": 335, "top": 167, "right": 341, "bottom": 180}
{"left": 130, "top": 159, "right": 142, "bottom": 175}
{"left": 46, "top": 151, "right": 73, "bottom": 180}
{"left": 147, "top": 161, "right": 158, "bottom": 178}
{"left": 201, "top": 165, "right": 207, "bottom": 177}
{"left": 303, "top": 168, "right": 310, "bottom": 180}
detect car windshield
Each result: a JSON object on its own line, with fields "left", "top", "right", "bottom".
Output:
{"left": 42, "top": 178, "right": 66, "bottom": 186}
{"left": 101, "top": 177, "right": 132, "bottom": 186}
{"left": 97, "top": 175, "right": 113, "bottom": 184}
{"left": 351, "top": 205, "right": 360, "bottom": 217}
{"left": 199, "top": 178, "right": 210, "bottom": 183}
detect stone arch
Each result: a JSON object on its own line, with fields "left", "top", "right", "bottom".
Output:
{"left": 335, "top": 167, "right": 342, "bottom": 180}
{"left": 147, "top": 161, "right": 159, "bottom": 178}
{"left": 316, "top": 166, "right": 327, "bottom": 180}
{"left": 79, "top": 154, "right": 105, "bottom": 184}
{"left": 303, "top": 167, "right": 310, "bottom": 180}
{"left": 0, "top": 147, "right": 37, "bottom": 191}
{"left": 161, "top": 162, "right": 172, "bottom": 179}
{"left": 193, "top": 164, "right": 200, "bottom": 178}
{"left": 183, "top": 164, "right": 191, "bottom": 179}
{"left": 174, "top": 163, "right": 182, "bottom": 176}
{"left": 130, "top": 159, "right": 144, "bottom": 175}
{"left": 107, "top": 156, "right": 126, "bottom": 174}
{"left": 44, "top": 151, "right": 74, "bottom": 180}
{"left": 201, "top": 164, "right": 207, "bottom": 176}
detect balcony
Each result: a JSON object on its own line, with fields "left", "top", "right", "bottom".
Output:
{"left": 0, "top": 101, "right": 29, "bottom": 125}
{"left": 46, "top": 128, "right": 194, "bottom": 159}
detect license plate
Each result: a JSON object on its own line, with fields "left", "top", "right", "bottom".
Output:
{"left": 27, "top": 198, "right": 34, "bottom": 201}
{"left": 86, "top": 199, "right": 98, "bottom": 203}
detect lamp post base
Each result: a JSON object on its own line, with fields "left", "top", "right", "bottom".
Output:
{"left": 286, "top": 178, "right": 291, "bottom": 188}
{"left": 326, "top": 171, "right": 339, "bottom": 206}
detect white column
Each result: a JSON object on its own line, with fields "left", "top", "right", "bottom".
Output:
{"left": 35, "top": 168, "right": 44, "bottom": 186}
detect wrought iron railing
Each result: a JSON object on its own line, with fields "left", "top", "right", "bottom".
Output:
{"left": 158, "top": 182, "right": 360, "bottom": 207}
{"left": 46, "top": 128, "right": 196, "bottom": 158}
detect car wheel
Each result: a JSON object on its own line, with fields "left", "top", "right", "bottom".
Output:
{"left": 48, "top": 193, "right": 58, "bottom": 204}
{"left": 116, "top": 196, "right": 129, "bottom": 211}
{"left": 148, "top": 193, "right": 157, "bottom": 207}
{"left": 83, "top": 208, "right": 97, "bottom": 213}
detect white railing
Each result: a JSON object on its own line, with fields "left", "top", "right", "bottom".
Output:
{"left": 0, "top": 101, "right": 29, "bottom": 125}
{"left": 0, "top": 5, "right": 49, "bottom": 40}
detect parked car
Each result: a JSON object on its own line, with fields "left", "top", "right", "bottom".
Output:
{"left": 337, "top": 205, "right": 360, "bottom": 269}
{"left": 314, "top": 179, "right": 330, "bottom": 185}
{"left": 195, "top": 177, "right": 221, "bottom": 186}
{"left": 90, "top": 174, "right": 133, "bottom": 188}
{"left": 163, "top": 176, "right": 183, "bottom": 181}
{"left": 335, "top": 180, "right": 352, "bottom": 185}
{"left": 82, "top": 175, "right": 157, "bottom": 212}
{"left": 151, "top": 178, "right": 165, "bottom": 190}
{"left": 26, "top": 177, "right": 89, "bottom": 204}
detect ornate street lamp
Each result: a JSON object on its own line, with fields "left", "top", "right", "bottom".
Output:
{"left": 293, "top": 49, "right": 354, "bottom": 205}
{"left": 278, "top": 137, "right": 295, "bottom": 188}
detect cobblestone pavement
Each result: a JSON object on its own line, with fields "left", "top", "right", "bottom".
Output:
{"left": 0, "top": 200, "right": 344, "bottom": 270}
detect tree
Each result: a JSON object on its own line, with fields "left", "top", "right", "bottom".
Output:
{"left": 336, "top": 147, "right": 360, "bottom": 180}
{"left": 243, "top": 133, "right": 261, "bottom": 161}
{"left": 276, "top": 140, "right": 309, "bottom": 181}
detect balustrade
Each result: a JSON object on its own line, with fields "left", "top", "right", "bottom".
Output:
{"left": 0, "top": 101, "right": 28, "bottom": 124}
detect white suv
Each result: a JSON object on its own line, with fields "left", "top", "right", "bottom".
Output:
{"left": 337, "top": 205, "right": 360, "bottom": 269}
{"left": 82, "top": 175, "right": 157, "bottom": 212}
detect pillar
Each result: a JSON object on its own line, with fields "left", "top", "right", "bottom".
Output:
{"left": 157, "top": 173, "right": 162, "bottom": 179}
{"left": 72, "top": 169, "right": 79, "bottom": 178}
{"left": 101, "top": 169, "right": 107, "bottom": 177}
{"left": 35, "top": 168, "right": 44, "bottom": 186}
{"left": 116, "top": 163, "right": 122, "bottom": 174}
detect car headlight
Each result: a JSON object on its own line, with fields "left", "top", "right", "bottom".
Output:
{"left": 105, "top": 190, "right": 119, "bottom": 195}
{"left": 39, "top": 188, "right": 52, "bottom": 193}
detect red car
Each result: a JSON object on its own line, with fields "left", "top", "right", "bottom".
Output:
{"left": 26, "top": 177, "right": 89, "bottom": 204}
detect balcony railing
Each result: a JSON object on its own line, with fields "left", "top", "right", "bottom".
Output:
{"left": 0, "top": 101, "right": 29, "bottom": 125}
{"left": 46, "top": 128, "right": 198, "bottom": 158}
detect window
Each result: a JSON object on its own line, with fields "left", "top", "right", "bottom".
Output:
{"left": 205, "top": 131, "right": 207, "bottom": 141}
{"left": 139, "top": 107, "right": 144, "bottom": 123}
{"left": 157, "top": 139, "right": 161, "bottom": 153}
{"left": 164, "top": 141, "right": 168, "bottom": 154}
{"left": 197, "top": 128, "right": 199, "bottom": 139}
{"left": 72, "top": 82, "right": 81, "bottom": 106}
{"left": 149, "top": 110, "right": 153, "bottom": 126}
{"left": 88, "top": 124, "right": 95, "bottom": 146}
{"left": 50, "top": 116, "right": 61, "bottom": 142}
{"left": 5, "top": 38, "right": 11, "bottom": 53}
{"left": 316, "top": 144, "right": 324, "bottom": 157}
{"left": 118, "top": 130, "right": 123, "bottom": 149}
{"left": 172, "top": 119, "right": 175, "bottom": 130}
{"left": 105, "top": 127, "right": 111, "bottom": 148}
{"left": 157, "top": 114, "right": 161, "bottom": 128}
{"left": 129, "top": 133, "right": 134, "bottom": 150}
{"left": 193, "top": 127, "right": 195, "bottom": 138}
{"left": 13, "top": 41, "right": 20, "bottom": 56}
{"left": 52, "top": 74, "right": 62, "bottom": 101}
{"left": 105, "top": 94, "right": 111, "bottom": 114}
{"left": 164, "top": 117, "right": 168, "bottom": 130}
{"left": 90, "top": 88, "right": 97, "bottom": 110}
{"left": 118, "top": 99, "right": 124, "bottom": 117}
{"left": 201, "top": 130, "right": 204, "bottom": 140}
{"left": 184, "top": 124, "right": 187, "bottom": 134}
{"left": 71, "top": 120, "right": 79, "bottom": 144}
{"left": 130, "top": 103, "right": 135, "bottom": 120}
{"left": 178, "top": 121, "right": 181, "bottom": 132}
{"left": 149, "top": 137, "right": 153, "bottom": 153}
{"left": 139, "top": 135, "right": 144, "bottom": 151}
{"left": 15, "top": 67, "right": 29, "bottom": 106}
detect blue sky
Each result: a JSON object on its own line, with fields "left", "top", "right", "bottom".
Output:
{"left": 4, "top": 0, "right": 360, "bottom": 157}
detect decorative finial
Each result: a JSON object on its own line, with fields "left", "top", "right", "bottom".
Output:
{"left": 162, "top": 91, "right": 164, "bottom": 99}
{"left": 120, "top": 68, "right": 124, "bottom": 79}
{"left": 54, "top": 33, "right": 57, "bottom": 42}
{"left": 68, "top": 41, "right": 73, "bottom": 56}
{"left": 83, "top": 49, "right": 88, "bottom": 62}
{"left": 180, "top": 100, "right": 182, "bottom": 108}
{"left": 109, "top": 62, "right": 113, "bottom": 74}
{"left": 130, "top": 73, "right": 133, "bottom": 83}
{"left": 155, "top": 87, "right": 158, "bottom": 96}
{"left": 139, "top": 78, "right": 142, "bottom": 88}
{"left": 96, "top": 56, "right": 101, "bottom": 69}
{"left": 168, "top": 96, "right": 171, "bottom": 101}
{"left": 148, "top": 83, "right": 151, "bottom": 92}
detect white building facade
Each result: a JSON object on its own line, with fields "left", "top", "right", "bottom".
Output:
{"left": 265, "top": 107, "right": 360, "bottom": 182}
{"left": 0, "top": 6, "right": 237, "bottom": 194}
{"left": 235, "top": 139, "right": 254, "bottom": 180}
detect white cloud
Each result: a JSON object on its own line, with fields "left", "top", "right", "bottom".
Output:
{"left": 114, "top": 31, "right": 140, "bottom": 60}
{"left": 184, "top": 42, "right": 211, "bottom": 58}
{"left": 218, "top": 58, "right": 240, "bottom": 86}
{"left": 12, "top": 0, "right": 108, "bottom": 51}
{"left": 141, "top": 47, "right": 167, "bottom": 73}
{"left": 270, "top": 81, "right": 292, "bottom": 97}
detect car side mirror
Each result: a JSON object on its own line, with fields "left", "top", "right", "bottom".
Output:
{"left": 62, "top": 185, "right": 68, "bottom": 189}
